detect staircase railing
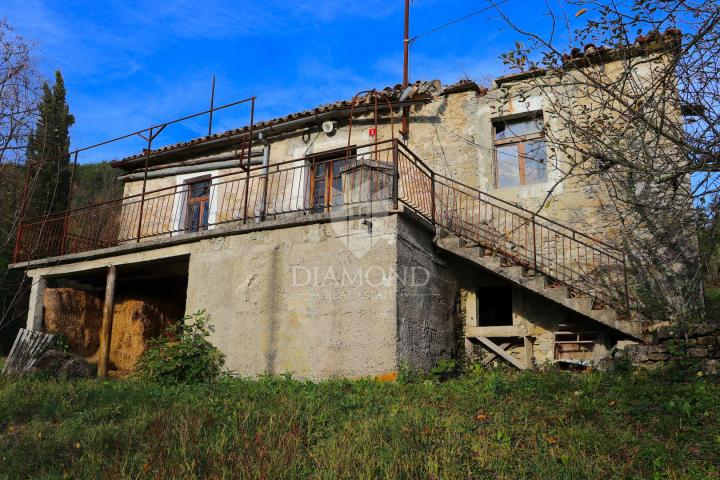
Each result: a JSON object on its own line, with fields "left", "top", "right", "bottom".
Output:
{"left": 394, "top": 140, "right": 630, "bottom": 313}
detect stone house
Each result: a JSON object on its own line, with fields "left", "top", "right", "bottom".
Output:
{"left": 10, "top": 31, "right": 687, "bottom": 378}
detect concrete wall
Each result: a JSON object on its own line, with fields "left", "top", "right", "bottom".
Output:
{"left": 24, "top": 207, "right": 627, "bottom": 375}
{"left": 186, "top": 214, "right": 399, "bottom": 379}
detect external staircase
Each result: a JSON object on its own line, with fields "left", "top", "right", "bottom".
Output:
{"left": 394, "top": 142, "right": 647, "bottom": 368}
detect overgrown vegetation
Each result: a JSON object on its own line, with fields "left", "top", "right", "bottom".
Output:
{"left": 69, "top": 162, "right": 122, "bottom": 208}
{"left": 135, "top": 311, "right": 225, "bottom": 385}
{"left": 0, "top": 369, "right": 717, "bottom": 479}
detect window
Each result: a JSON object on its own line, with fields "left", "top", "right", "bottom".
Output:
{"left": 309, "top": 148, "right": 356, "bottom": 213}
{"left": 493, "top": 115, "right": 547, "bottom": 188}
{"left": 185, "top": 177, "right": 210, "bottom": 232}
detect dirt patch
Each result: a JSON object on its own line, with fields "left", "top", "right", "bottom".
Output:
{"left": 43, "top": 288, "right": 183, "bottom": 373}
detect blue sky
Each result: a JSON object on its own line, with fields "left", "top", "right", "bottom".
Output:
{"left": 4, "top": 0, "right": 579, "bottom": 163}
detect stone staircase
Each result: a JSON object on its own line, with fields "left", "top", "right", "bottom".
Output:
{"left": 434, "top": 233, "right": 647, "bottom": 342}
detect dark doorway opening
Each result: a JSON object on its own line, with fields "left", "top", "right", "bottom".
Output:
{"left": 477, "top": 285, "right": 513, "bottom": 326}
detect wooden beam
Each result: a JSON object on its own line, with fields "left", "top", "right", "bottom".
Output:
{"left": 475, "top": 336, "right": 527, "bottom": 370}
{"left": 465, "top": 337, "right": 474, "bottom": 360}
{"left": 524, "top": 336, "right": 534, "bottom": 369}
{"left": 97, "top": 265, "right": 117, "bottom": 378}
{"left": 481, "top": 341, "right": 511, "bottom": 365}
{"left": 465, "top": 325, "right": 528, "bottom": 338}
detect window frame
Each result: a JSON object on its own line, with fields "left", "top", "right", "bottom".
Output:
{"left": 184, "top": 175, "right": 211, "bottom": 232}
{"left": 308, "top": 147, "right": 357, "bottom": 213}
{"left": 492, "top": 114, "right": 547, "bottom": 188}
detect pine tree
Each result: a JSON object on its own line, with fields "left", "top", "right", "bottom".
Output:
{"left": 25, "top": 70, "right": 75, "bottom": 218}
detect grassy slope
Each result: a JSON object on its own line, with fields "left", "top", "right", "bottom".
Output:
{"left": 0, "top": 369, "right": 718, "bottom": 479}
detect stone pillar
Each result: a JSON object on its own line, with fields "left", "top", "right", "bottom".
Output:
{"left": 26, "top": 275, "right": 47, "bottom": 331}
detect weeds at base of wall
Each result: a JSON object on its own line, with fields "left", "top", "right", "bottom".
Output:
{"left": 134, "top": 310, "right": 225, "bottom": 385}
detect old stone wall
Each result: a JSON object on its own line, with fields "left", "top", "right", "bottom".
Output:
{"left": 611, "top": 324, "right": 720, "bottom": 375}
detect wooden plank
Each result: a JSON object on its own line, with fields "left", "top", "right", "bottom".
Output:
{"left": 475, "top": 336, "right": 527, "bottom": 370}
{"left": 16, "top": 330, "right": 30, "bottom": 372}
{"left": 2, "top": 330, "right": 23, "bottom": 374}
{"left": 2, "top": 328, "right": 56, "bottom": 376}
{"left": 464, "top": 337, "right": 474, "bottom": 360}
{"left": 465, "top": 325, "right": 528, "bottom": 338}
{"left": 97, "top": 265, "right": 117, "bottom": 378}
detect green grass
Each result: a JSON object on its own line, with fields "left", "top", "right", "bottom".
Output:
{"left": 0, "top": 369, "right": 718, "bottom": 479}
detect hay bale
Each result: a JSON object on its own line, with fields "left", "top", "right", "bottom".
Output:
{"left": 43, "top": 287, "right": 183, "bottom": 373}
{"left": 43, "top": 288, "right": 102, "bottom": 357}
{"left": 108, "top": 296, "right": 182, "bottom": 372}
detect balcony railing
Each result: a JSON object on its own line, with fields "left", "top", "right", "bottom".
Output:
{"left": 13, "top": 139, "right": 631, "bottom": 312}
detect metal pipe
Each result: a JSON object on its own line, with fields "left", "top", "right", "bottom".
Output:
{"left": 208, "top": 75, "right": 216, "bottom": 136}
{"left": 66, "top": 151, "right": 79, "bottom": 210}
{"left": 392, "top": 138, "right": 399, "bottom": 209}
{"left": 402, "top": 0, "right": 411, "bottom": 138}
{"left": 136, "top": 128, "right": 153, "bottom": 242}
{"left": 117, "top": 157, "right": 263, "bottom": 181}
{"left": 258, "top": 132, "right": 271, "bottom": 221}
{"left": 242, "top": 98, "right": 255, "bottom": 224}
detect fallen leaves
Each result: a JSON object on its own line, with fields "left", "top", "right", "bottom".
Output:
{"left": 576, "top": 8, "right": 588, "bottom": 17}
{"left": 474, "top": 410, "right": 490, "bottom": 422}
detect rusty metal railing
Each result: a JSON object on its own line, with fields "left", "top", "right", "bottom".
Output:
{"left": 13, "top": 139, "right": 630, "bottom": 312}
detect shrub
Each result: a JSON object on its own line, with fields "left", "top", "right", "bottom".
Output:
{"left": 135, "top": 310, "right": 225, "bottom": 384}
{"left": 429, "top": 358, "right": 459, "bottom": 382}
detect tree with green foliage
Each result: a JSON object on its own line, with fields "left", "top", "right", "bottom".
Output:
{"left": 24, "top": 70, "right": 74, "bottom": 219}
{"left": 70, "top": 162, "right": 122, "bottom": 208}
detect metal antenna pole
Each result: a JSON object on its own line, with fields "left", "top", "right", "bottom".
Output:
{"left": 402, "top": 0, "right": 411, "bottom": 139}
{"left": 208, "top": 75, "right": 216, "bottom": 136}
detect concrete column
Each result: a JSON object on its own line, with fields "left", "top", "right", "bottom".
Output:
{"left": 26, "top": 275, "right": 47, "bottom": 331}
